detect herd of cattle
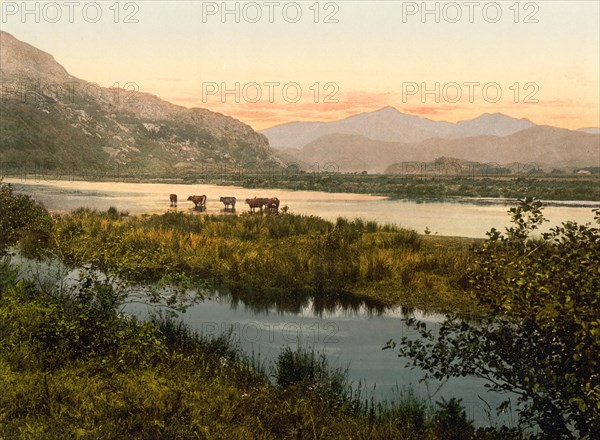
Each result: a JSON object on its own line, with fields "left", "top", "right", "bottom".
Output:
{"left": 168, "top": 194, "right": 280, "bottom": 213}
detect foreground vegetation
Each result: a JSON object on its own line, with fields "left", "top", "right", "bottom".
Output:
{"left": 387, "top": 199, "right": 600, "bottom": 438}
{"left": 1, "top": 181, "right": 598, "bottom": 438}
{"left": 3, "top": 257, "right": 496, "bottom": 439}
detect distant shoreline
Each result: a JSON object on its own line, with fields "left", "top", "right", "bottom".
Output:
{"left": 5, "top": 174, "right": 600, "bottom": 206}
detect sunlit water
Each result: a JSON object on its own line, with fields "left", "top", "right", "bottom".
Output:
{"left": 7, "top": 178, "right": 596, "bottom": 427}
{"left": 6, "top": 178, "right": 598, "bottom": 238}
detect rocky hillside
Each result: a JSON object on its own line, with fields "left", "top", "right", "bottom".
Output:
{"left": 0, "top": 31, "right": 280, "bottom": 176}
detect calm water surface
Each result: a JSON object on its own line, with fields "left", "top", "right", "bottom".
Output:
{"left": 14, "top": 251, "right": 515, "bottom": 427}
{"left": 7, "top": 178, "right": 598, "bottom": 238}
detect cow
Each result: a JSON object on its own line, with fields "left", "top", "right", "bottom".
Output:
{"left": 169, "top": 194, "right": 177, "bottom": 207}
{"left": 187, "top": 195, "right": 207, "bottom": 210}
{"left": 266, "top": 197, "right": 280, "bottom": 213}
{"left": 245, "top": 197, "right": 268, "bottom": 213}
{"left": 220, "top": 196, "right": 236, "bottom": 211}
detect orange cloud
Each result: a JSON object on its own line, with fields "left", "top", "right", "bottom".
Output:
{"left": 402, "top": 106, "right": 461, "bottom": 116}
{"left": 166, "top": 89, "right": 598, "bottom": 131}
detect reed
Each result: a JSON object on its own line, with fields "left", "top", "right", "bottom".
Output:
{"left": 51, "top": 209, "right": 476, "bottom": 313}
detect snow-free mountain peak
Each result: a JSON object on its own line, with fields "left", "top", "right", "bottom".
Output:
{"left": 261, "top": 106, "right": 536, "bottom": 149}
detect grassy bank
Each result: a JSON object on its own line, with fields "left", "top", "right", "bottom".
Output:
{"left": 51, "top": 209, "right": 477, "bottom": 314}
{"left": 1, "top": 259, "right": 516, "bottom": 439}
{"left": 2, "top": 182, "right": 496, "bottom": 438}
{"left": 4, "top": 182, "right": 593, "bottom": 437}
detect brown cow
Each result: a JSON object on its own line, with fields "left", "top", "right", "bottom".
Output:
{"left": 245, "top": 197, "right": 268, "bottom": 213}
{"left": 169, "top": 194, "right": 177, "bottom": 207}
{"left": 266, "top": 197, "right": 280, "bottom": 212}
{"left": 187, "top": 195, "right": 207, "bottom": 210}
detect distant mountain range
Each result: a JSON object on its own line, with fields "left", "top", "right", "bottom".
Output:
{"left": 578, "top": 127, "right": 600, "bottom": 134}
{"left": 0, "top": 31, "right": 280, "bottom": 175}
{"left": 2, "top": 31, "right": 598, "bottom": 177}
{"left": 262, "top": 107, "right": 599, "bottom": 173}
{"left": 262, "top": 107, "right": 537, "bottom": 149}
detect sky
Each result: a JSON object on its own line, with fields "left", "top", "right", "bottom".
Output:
{"left": 1, "top": 0, "right": 599, "bottom": 131}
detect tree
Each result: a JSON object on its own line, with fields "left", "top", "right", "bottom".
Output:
{"left": 0, "top": 181, "right": 53, "bottom": 256}
{"left": 386, "top": 198, "right": 599, "bottom": 438}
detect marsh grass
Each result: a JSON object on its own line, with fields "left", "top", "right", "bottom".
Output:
{"left": 0, "top": 181, "right": 521, "bottom": 438}
{"left": 52, "top": 209, "right": 476, "bottom": 313}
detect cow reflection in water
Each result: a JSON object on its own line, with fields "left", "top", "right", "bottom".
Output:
{"left": 187, "top": 195, "right": 207, "bottom": 211}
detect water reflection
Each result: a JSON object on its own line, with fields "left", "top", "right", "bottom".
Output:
{"left": 222, "top": 286, "right": 389, "bottom": 317}
{"left": 10, "top": 252, "right": 511, "bottom": 427}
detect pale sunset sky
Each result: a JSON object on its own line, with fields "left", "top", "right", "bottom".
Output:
{"left": 1, "top": 0, "right": 599, "bottom": 130}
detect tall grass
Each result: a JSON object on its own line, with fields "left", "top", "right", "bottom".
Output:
{"left": 51, "top": 209, "right": 475, "bottom": 313}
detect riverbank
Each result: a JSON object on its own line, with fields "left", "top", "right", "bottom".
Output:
{"left": 8, "top": 177, "right": 598, "bottom": 242}
{"left": 3, "top": 182, "right": 595, "bottom": 437}
{"left": 5, "top": 172, "right": 600, "bottom": 202}
{"left": 192, "top": 174, "right": 600, "bottom": 202}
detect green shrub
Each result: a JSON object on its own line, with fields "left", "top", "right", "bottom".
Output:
{"left": 434, "top": 397, "right": 475, "bottom": 440}
{"left": 390, "top": 199, "right": 600, "bottom": 438}
{"left": 273, "top": 345, "right": 350, "bottom": 404}
{"left": 0, "top": 181, "right": 53, "bottom": 257}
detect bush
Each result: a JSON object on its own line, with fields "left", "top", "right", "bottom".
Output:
{"left": 0, "top": 181, "right": 53, "bottom": 257}
{"left": 434, "top": 397, "right": 474, "bottom": 440}
{"left": 389, "top": 199, "right": 600, "bottom": 438}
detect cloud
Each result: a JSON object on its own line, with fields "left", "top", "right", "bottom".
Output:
{"left": 164, "top": 89, "right": 597, "bottom": 131}
{"left": 402, "top": 106, "right": 460, "bottom": 116}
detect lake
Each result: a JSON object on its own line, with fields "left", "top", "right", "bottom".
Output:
{"left": 6, "top": 178, "right": 598, "bottom": 238}
{"left": 7, "top": 177, "right": 597, "bottom": 427}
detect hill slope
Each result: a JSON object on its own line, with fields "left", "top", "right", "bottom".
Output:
{"left": 0, "top": 31, "right": 280, "bottom": 175}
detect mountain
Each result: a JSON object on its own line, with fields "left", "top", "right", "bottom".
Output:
{"left": 298, "top": 134, "right": 411, "bottom": 173}
{"left": 578, "top": 127, "right": 600, "bottom": 134}
{"left": 261, "top": 106, "right": 535, "bottom": 149}
{"left": 0, "top": 31, "right": 279, "bottom": 175}
{"left": 285, "top": 126, "right": 599, "bottom": 173}
{"left": 449, "top": 112, "right": 535, "bottom": 138}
